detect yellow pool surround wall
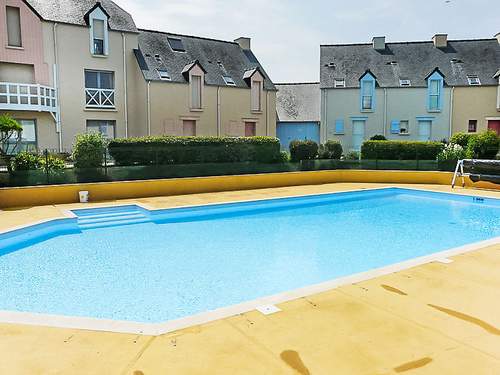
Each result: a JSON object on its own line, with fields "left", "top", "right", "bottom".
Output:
{"left": 0, "top": 170, "right": 497, "bottom": 208}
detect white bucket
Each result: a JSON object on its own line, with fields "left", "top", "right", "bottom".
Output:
{"left": 79, "top": 191, "right": 89, "bottom": 203}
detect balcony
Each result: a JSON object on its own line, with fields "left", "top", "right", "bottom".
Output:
{"left": 85, "top": 88, "right": 115, "bottom": 109}
{"left": 0, "top": 82, "right": 57, "bottom": 113}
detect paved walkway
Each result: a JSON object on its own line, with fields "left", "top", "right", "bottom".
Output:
{"left": 0, "top": 183, "right": 499, "bottom": 374}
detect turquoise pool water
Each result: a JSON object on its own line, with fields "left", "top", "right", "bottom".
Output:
{"left": 0, "top": 188, "right": 498, "bottom": 323}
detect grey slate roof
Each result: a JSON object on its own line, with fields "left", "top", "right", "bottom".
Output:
{"left": 276, "top": 83, "right": 320, "bottom": 122}
{"left": 24, "top": 0, "right": 137, "bottom": 32}
{"left": 136, "top": 30, "right": 276, "bottom": 90}
{"left": 320, "top": 39, "right": 500, "bottom": 89}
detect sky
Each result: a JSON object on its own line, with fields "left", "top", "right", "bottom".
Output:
{"left": 115, "top": 0, "right": 499, "bottom": 83}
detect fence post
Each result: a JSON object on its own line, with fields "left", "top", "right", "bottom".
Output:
{"left": 44, "top": 149, "right": 49, "bottom": 184}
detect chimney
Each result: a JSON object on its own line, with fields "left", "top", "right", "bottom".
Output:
{"left": 234, "top": 37, "right": 251, "bottom": 50}
{"left": 372, "top": 36, "right": 386, "bottom": 51}
{"left": 495, "top": 32, "right": 500, "bottom": 44}
{"left": 432, "top": 34, "right": 448, "bottom": 48}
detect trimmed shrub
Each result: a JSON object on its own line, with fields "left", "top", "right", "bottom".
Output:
{"left": 11, "top": 151, "right": 65, "bottom": 171}
{"left": 449, "top": 132, "right": 474, "bottom": 148}
{"left": 289, "top": 140, "right": 319, "bottom": 162}
{"left": 318, "top": 140, "right": 343, "bottom": 160}
{"left": 370, "top": 134, "right": 387, "bottom": 141}
{"left": 72, "top": 133, "right": 106, "bottom": 168}
{"left": 108, "top": 136, "right": 281, "bottom": 166}
{"left": 343, "top": 151, "right": 360, "bottom": 160}
{"left": 465, "top": 130, "right": 499, "bottom": 159}
{"left": 11, "top": 151, "right": 40, "bottom": 170}
{"left": 361, "top": 141, "right": 444, "bottom": 160}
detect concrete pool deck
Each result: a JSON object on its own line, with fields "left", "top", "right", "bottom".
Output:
{"left": 0, "top": 183, "right": 499, "bottom": 374}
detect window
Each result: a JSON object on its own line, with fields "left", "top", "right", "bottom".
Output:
{"left": 223, "top": 75, "right": 235, "bottom": 86}
{"left": 427, "top": 71, "right": 443, "bottom": 112}
{"left": 191, "top": 75, "right": 202, "bottom": 109}
{"left": 85, "top": 70, "right": 115, "bottom": 108}
{"left": 157, "top": 69, "right": 171, "bottom": 81}
{"left": 467, "top": 75, "right": 481, "bottom": 85}
{"left": 468, "top": 120, "right": 477, "bottom": 133}
{"left": 335, "top": 119, "right": 344, "bottom": 134}
{"left": 399, "top": 120, "right": 409, "bottom": 134}
{"left": 182, "top": 120, "right": 196, "bottom": 136}
{"left": 86, "top": 120, "right": 116, "bottom": 138}
{"left": 251, "top": 80, "right": 262, "bottom": 111}
{"left": 334, "top": 78, "right": 345, "bottom": 88}
{"left": 6, "top": 6, "right": 22, "bottom": 47}
{"left": 360, "top": 73, "right": 376, "bottom": 111}
{"left": 92, "top": 19, "right": 105, "bottom": 55}
{"left": 168, "top": 37, "right": 185, "bottom": 52}
{"left": 7, "top": 119, "right": 36, "bottom": 152}
{"left": 244, "top": 122, "right": 256, "bottom": 137}
{"left": 399, "top": 79, "right": 411, "bottom": 87}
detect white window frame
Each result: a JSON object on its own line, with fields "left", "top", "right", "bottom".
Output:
{"left": 86, "top": 119, "right": 116, "bottom": 139}
{"left": 89, "top": 7, "right": 109, "bottom": 56}
{"left": 467, "top": 75, "right": 481, "bottom": 86}
{"left": 190, "top": 74, "right": 203, "bottom": 110}
{"left": 334, "top": 78, "right": 345, "bottom": 88}
{"left": 399, "top": 120, "right": 409, "bottom": 134}
{"left": 157, "top": 69, "right": 171, "bottom": 81}
{"left": 223, "top": 75, "right": 236, "bottom": 86}
{"left": 6, "top": 6, "right": 22, "bottom": 48}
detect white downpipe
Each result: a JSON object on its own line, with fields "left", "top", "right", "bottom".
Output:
{"left": 52, "top": 23, "right": 62, "bottom": 152}
{"left": 449, "top": 87, "right": 455, "bottom": 139}
{"left": 216, "top": 86, "right": 221, "bottom": 136}
{"left": 383, "top": 88, "right": 387, "bottom": 137}
{"left": 147, "top": 81, "right": 151, "bottom": 136}
{"left": 266, "top": 90, "right": 269, "bottom": 136}
{"left": 122, "top": 32, "right": 128, "bottom": 138}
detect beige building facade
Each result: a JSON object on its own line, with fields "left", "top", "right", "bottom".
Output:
{"left": 0, "top": 0, "right": 276, "bottom": 154}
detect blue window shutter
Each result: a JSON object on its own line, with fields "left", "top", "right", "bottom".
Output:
{"left": 335, "top": 119, "right": 344, "bottom": 134}
{"left": 391, "top": 120, "right": 400, "bottom": 134}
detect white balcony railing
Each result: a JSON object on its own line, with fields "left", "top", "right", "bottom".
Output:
{"left": 0, "top": 82, "right": 57, "bottom": 113}
{"left": 85, "top": 88, "right": 115, "bottom": 108}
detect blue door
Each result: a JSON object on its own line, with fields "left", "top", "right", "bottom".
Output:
{"left": 277, "top": 122, "right": 320, "bottom": 151}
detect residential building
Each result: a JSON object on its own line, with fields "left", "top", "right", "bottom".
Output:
{"left": 0, "top": 0, "right": 276, "bottom": 153}
{"left": 320, "top": 35, "right": 500, "bottom": 151}
{"left": 276, "top": 82, "right": 320, "bottom": 150}
{"left": 130, "top": 32, "right": 276, "bottom": 138}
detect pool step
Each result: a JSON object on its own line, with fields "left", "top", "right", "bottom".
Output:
{"left": 73, "top": 206, "right": 151, "bottom": 230}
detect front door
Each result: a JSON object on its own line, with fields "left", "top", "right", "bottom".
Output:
{"left": 418, "top": 121, "right": 431, "bottom": 141}
{"left": 352, "top": 120, "right": 365, "bottom": 151}
{"left": 488, "top": 120, "right": 500, "bottom": 135}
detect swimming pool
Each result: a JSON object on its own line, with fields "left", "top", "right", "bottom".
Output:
{"left": 0, "top": 188, "right": 498, "bottom": 331}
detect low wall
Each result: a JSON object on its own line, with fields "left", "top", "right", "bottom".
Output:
{"left": 0, "top": 170, "right": 495, "bottom": 208}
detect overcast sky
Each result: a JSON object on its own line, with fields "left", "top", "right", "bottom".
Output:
{"left": 115, "top": 0, "right": 499, "bottom": 83}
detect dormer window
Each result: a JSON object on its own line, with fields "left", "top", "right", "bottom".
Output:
{"left": 359, "top": 71, "right": 376, "bottom": 111}
{"left": 223, "top": 75, "right": 235, "bottom": 86}
{"left": 399, "top": 79, "right": 411, "bottom": 87}
{"left": 88, "top": 6, "right": 109, "bottom": 56}
{"left": 334, "top": 78, "right": 345, "bottom": 88}
{"left": 251, "top": 80, "right": 262, "bottom": 112}
{"left": 467, "top": 75, "right": 481, "bottom": 85}
{"left": 426, "top": 69, "right": 444, "bottom": 112}
{"left": 157, "top": 69, "right": 171, "bottom": 81}
{"left": 6, "top": 6, "right": 22, "bottom": 47}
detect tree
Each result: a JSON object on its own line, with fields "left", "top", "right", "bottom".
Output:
{"left": 0, "top": 114, "right": 23, "bottom": 170}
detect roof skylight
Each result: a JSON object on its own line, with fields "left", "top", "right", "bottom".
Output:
{"left": 399, "top": 79, "right": 411, "bottom": 87}
{"left": 222, "top": 75, "right": 235, "bottom": 86}
{"left": 467, "top": 75, "right": 480, "bottom": 85}
{"left": 157, "top": 69, "right": 171, "bottom": 81}
{"left": 167, "top": 37, "right": 185, "bottom": 52}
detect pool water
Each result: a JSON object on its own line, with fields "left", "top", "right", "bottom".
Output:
{"left": 0, "top": 188, "right": 498, "bottom": 323}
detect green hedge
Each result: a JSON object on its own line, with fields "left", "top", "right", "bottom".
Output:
{"left": 108, "top": 136, "right": 281, "bottom": 165}
{"left": 361, "top": 141, "right": 444, "bottom": 160}
{"left": 289, "top": 140, "right": 319, "bottom": 162}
